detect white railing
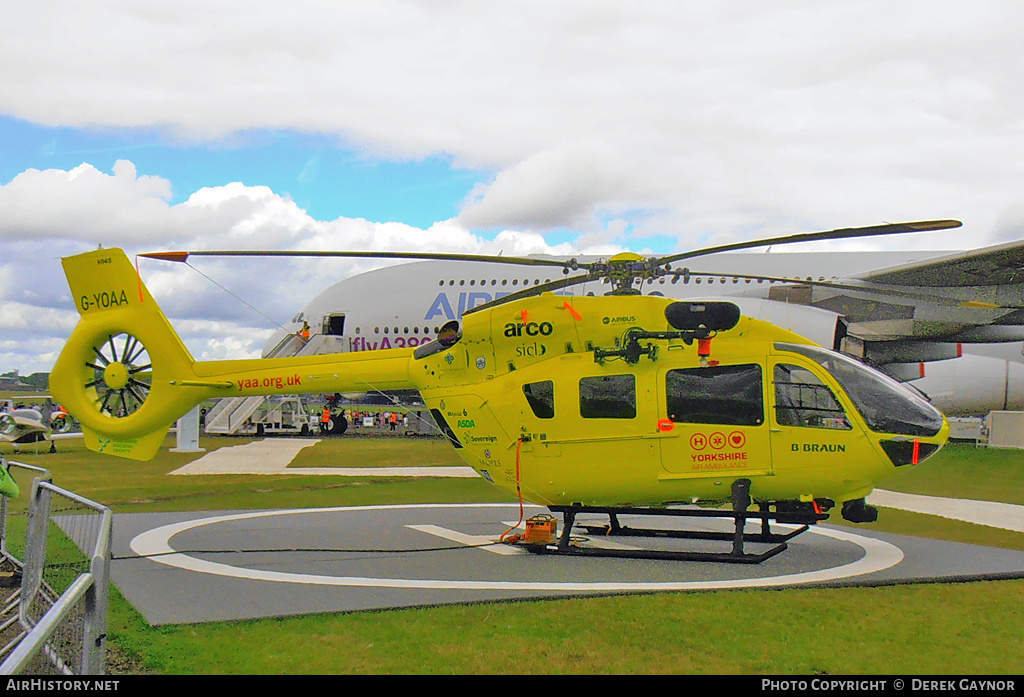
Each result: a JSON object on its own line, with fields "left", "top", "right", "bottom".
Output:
{"left": 0, "top": 462, "right": 111, "bottom": 675}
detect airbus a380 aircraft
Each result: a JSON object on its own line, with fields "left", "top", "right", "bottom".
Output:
{"left": 254, "top": 240, "right": 1024, "bottom": 416}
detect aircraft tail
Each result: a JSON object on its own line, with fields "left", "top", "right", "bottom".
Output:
{"left": 49, "top": 248, "right": 206, "bottom": 460}
{"left": 50, "top": 248, "right": 418, "bottom": 461}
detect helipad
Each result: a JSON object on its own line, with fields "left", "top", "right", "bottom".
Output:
{"left": 107, "top": 503, "right": 1024, "bottom": 626}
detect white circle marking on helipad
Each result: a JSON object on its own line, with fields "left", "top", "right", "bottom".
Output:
{"left": 129, "top": 503, "right": 904, "bottom": 592}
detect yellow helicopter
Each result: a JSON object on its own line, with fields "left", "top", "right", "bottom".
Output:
{"left": 50, "top": 221, "right": 957, "bottom": 562}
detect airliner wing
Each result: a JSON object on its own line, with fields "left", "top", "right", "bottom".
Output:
{"left": 855, "top": 239, "right": 1024, "bottom": 287}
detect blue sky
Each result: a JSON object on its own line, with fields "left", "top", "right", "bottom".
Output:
{"left": 0, "top": 116, "right": 486, "bottom": 230}
{"left": 1, "top": 1, "right": 1022, "bottom": 374}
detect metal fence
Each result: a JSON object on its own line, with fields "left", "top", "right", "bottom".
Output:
{"left": 0, "top": 460, "right": 111, "bottom": 675}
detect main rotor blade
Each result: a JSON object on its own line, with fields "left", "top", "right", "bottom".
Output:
{"left": 138, "top": 249, "right": 580, "bottom": 270}
{"left": 138, "top": 219, "right": 961, "bottom": 287}
{"left": 659, "top": 219, "right": 963, "bottom": 266}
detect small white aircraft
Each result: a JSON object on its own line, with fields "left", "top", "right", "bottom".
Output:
{"left": 0, "top": 397, "right": 82, "bottom": 452}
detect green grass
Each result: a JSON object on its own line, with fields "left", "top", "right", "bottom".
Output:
{"left": 4, "top": 435, "right": 510, "bottom": 513}
{"left": 826, "top": 443, "right": 1024, "bottom": 550}
{"left": 5, "top": 436, "right": 1024, "bottom": 674}
{"left": 877, "top": 442, "right": 1024, "bottom": 505}
{"left": 109, "top": 582, "right": 1024, "bottom": 675}
{"left": 289, "top": 436, "right": 468, "bottom": 469}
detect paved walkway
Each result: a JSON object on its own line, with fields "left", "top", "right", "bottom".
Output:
{"left": 869, "top": 490, "right": 1024, "bottom": 534}
{"left": 168, "top": 438, "right": 479, "bottom": 478}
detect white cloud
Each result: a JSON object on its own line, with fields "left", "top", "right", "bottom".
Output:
{"left": 3, "top": 2, "right": 1024, "bottom": 371}
{"left": 458, "top": 141, "right": 636, "bottom": 230}
{"left": 0, "top": 161, "right": 176, "bottom": 242}
{"left": 0, "top": 160, "right": 582, "bottom": 372}
{"left": 0, "top": 301, "right": 79, "bottom": 333}
{"left": 2, "top": 1, "right": 1023, "bottom": 246}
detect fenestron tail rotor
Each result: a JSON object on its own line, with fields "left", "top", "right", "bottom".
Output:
{"left": 51, "top": 247, "right": 228, "bottom": 461}
{"left": 84, "top": 332, "right": 152, "bottom": 418}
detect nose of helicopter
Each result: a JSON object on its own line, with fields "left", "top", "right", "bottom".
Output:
{"left": 775, "top": 342, "right": 949, "bottom": 462}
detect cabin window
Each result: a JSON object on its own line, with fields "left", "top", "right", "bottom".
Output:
{"left": 430, "top": 409, "right": 463, "bottom": 449}
{"left": 580, "top": 375, "right": 636, "bottom": 419}
{"left": 523, "top": 380, "right": 555, "bottom": 419}
{"left": 666, "top": 364, "right": 763, "bottom": 426}
{"left": 773, "top": 363, "right": 851, "bottom": 430}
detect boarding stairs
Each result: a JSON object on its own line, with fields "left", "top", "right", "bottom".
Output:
{"left": 204, "top": 333, "right": 345, "bottom": 435}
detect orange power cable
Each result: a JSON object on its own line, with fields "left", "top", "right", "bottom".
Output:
{"left": 499, "top": 438, "right": 525, "bottom": 544}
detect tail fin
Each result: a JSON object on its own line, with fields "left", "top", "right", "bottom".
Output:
{"left": 51, "top": 248, "right": 420, "bottom": 461}
{"left": 50, "top": 248, "right": 206, "bottom": 461}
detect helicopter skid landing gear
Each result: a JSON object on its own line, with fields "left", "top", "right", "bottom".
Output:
{"left": 533, "top": 480, "right": 827, "bottom": 564}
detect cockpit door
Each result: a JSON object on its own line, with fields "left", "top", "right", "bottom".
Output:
{"left": 768, "top": 359, "right": 874, "bottom": 483}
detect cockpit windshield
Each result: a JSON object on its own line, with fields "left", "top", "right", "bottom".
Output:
{"left": 775, "top": 343, "right": 945, "bottom": 437}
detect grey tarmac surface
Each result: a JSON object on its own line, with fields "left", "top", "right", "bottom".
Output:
{"left": 107, "top": 503, "right": 1024, "bottom": 626}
